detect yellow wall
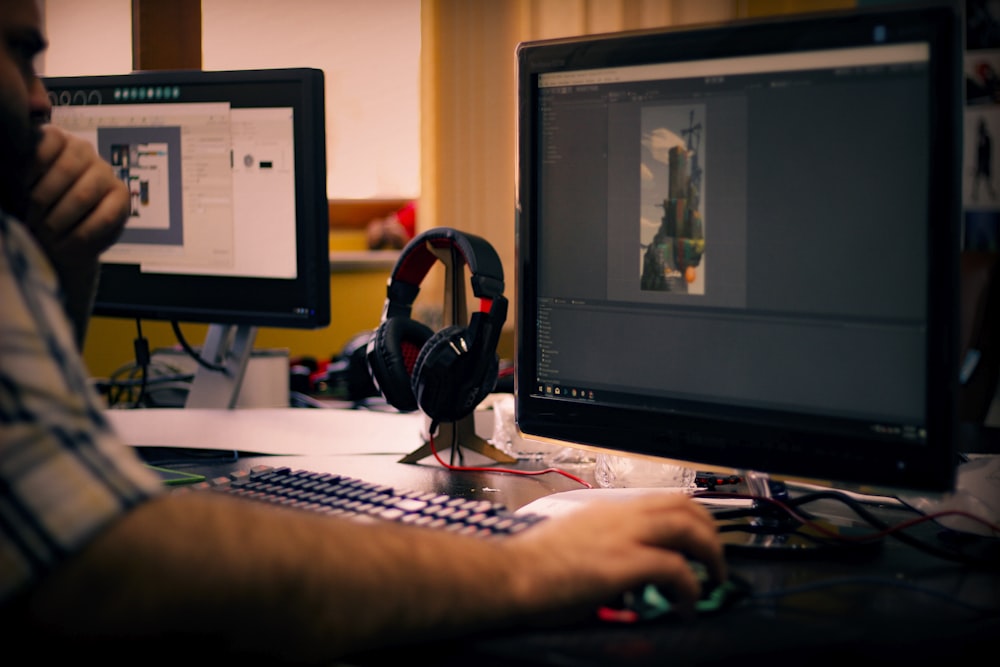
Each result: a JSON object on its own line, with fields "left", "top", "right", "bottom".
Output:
{"left": 82, "top": 271, "right": 390, "bottom": 380}
{"left": 82, "top": 232, "right": 392, "bottom": 379}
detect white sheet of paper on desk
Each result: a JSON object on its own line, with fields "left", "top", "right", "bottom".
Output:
{"left": 104, "top": 408, "right": 428, "bottom": 456}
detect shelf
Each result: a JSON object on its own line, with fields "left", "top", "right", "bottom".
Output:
{"left": 329, "top": 250, "right": 399, "bottom": 273}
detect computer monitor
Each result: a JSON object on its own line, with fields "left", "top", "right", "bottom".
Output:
{"left": 44, "top": 68, "right": 330, "bottom": 408}
{"left": 514, "top": 5, "right": 962, "bottom": 497}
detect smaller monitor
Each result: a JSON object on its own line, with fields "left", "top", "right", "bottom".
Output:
{"left": 45, "top": 68, "right": 331, "bottom": 407}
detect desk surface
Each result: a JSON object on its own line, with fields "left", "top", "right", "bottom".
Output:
{"left": 142, "top": 445, "right": 1000, "bottom": 667}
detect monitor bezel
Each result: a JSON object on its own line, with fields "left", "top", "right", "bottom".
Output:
{"left": 43, "top": 67, "right": 331, "bottom": 330}
{"left": 514, "top": 6, "right": 962, "bottom": 494}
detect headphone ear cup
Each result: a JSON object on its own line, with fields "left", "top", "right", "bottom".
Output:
{"left": 367, "top": 317, "right": 434, "bottom": 412}
{"left": 411, "top": 325, "right": 500, "bottom": 423}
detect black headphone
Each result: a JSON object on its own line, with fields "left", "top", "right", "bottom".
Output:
{"left": 366, "top": 227, "right": 508, "bottom": 423}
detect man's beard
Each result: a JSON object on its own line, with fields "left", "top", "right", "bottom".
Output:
{"left": 0, "top": 103, "right": 42, "bottom": 219}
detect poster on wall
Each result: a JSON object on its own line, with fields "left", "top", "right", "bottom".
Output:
{"left": 964, "top": 0, "right": 1000, "bottom": 251}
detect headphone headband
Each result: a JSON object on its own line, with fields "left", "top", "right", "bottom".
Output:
{"left": 384, "top": 228, "right": 505, "bottom": 320}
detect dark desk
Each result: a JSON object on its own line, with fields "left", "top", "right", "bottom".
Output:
{"left": 145, "top": 448, "right": 1000, "bottom": 667}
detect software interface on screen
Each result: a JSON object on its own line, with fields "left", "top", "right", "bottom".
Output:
{"left": 43, "top": 69, "right": 329, "bottom": 332}
{"left": 52, "top": 100, "right": 297, "bottom": 283}
{"left": 530, "top": 40, "right": 935, "bottom": 443}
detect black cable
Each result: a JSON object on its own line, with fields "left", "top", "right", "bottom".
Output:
{"left": 101, "top": 350, "right": 197, "bottom": 408}
{"left": 784, "top": 490, "right": 987, "bottom": 562}
{"left": 704, "top": 489, "right": 1000, "bottom": 569}
{"left": 170, "top": 321, "right": 226, "bottom": 372}
{"left": 102, "top": 372, "right": 196, "bottom": 388}
{"left": 796, "top": 490, "right": 1000, "bottom": 568}
{"left": 105, "top": 368, "right": 124, "bottom": 407}
{"left": 105, "top": 355, "right": 148, "bottom": 407}
{"left": 132, "top": 318, "right": 150, "bottom": 408}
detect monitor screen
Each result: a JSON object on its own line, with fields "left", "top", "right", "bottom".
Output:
{"left": 43, "top": 68, "right": 330, "bottom": 330}
{"left": 515, "top": 6, "right": 962, "bottom": 494}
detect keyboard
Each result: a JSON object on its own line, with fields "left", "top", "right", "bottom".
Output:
{"left": 188, "top": 464, "right": 548, "bottom": 537}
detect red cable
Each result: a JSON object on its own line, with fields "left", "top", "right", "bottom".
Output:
{"left": 427, "top": 430, "right": 592, "bottom": 488}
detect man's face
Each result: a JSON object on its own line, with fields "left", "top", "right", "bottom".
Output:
{"left": 0, "top": 0, "right": 48, "bottom": 217}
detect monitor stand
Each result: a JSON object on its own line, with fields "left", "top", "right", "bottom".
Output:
{"left": 184, "top": 323, "right": 257, "bottom": 409}
{"left": 717, "top": 469, "right": 883, "bottom": 560}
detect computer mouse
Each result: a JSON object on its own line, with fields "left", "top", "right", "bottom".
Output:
{"left": 598, "top": 561, "right": 751, "bottom": 623}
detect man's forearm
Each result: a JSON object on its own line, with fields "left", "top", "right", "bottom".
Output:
{"left": 20, "top": 491, "right": 535, "bottom": 662}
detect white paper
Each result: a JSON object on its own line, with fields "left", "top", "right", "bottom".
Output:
{"left": 105, "top": 408, "right": 427, "bottom": 456}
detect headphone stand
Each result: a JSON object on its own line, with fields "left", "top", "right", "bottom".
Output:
{"left": 400, "top": 414, "right": 517, "bottom": 464}
{"left": 399, "top": 244, "right": 515, "bottom": 465}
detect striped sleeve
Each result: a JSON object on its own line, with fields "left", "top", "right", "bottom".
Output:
{"left": 0, "top": 212, "right": 164, "bottom": 603}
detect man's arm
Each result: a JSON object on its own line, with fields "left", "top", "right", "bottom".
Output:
{"left": 22, "top": 488, "right": 724, "bottom": 663}
{"left": 23, "top": 125, "right": 130, "bottom": 346}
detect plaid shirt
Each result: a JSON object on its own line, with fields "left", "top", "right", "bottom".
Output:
{"left": 0, "top": 210, "right": 163, "bottom": 603}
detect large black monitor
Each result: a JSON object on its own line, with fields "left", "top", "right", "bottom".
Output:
{"left": 515, "top": 5, "right": 962, "bottom": 496}
{"left": 44, "top": 68, "right": 330, "bottom": 407}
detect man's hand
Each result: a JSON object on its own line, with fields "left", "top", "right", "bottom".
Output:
{"left": 24, "top": 125, "right": 130, "bottom": 344}
{"left": 25, "top": 124, "right": 129, "bottom": 267}
{"left": 507, "top": 492, "right": 726, "bottom": 622}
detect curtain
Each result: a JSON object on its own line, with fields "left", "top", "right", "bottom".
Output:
{"left": 417, "top": 0, "right": 853, "bottom": 332}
